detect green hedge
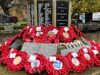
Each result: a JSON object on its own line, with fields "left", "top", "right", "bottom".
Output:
{"left": 13, "top": 25, "right": 25, "bottom": 30}
{"left": 0, "top": 26, "right": 4, "bottom": 30}
{"left": 0, "top": 25, "right": 26, "bottom": 30}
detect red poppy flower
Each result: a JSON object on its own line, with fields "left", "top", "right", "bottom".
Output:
{"left": 66, "top": 52, "right": 86, "bottom": 72}
{"left": 45, "top": 54, "right": 71, "bottom": 75}
{"left": 24, "top": 53, "right": 46, "bottom": 74}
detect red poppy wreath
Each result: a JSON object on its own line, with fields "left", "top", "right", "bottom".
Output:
{"left": 89, "top": 40, "right": 100, "bottom": 50}
{"left": 22, "top": 26, "right": 33, "bottom": 42}
{"left": 57, "top": 26, "right": 73, "bottom": 43}
{"left": 45, "top": 54, "right": 71, "bottom": 75}
{"left": 46, "top": 25, "right": 59, "bottom": 43}
{"left": 91, "top": 46, "right": 100, "bottom": 66}
{"left": 78, "top": 47, "right": 94, "bottom": 67}
{"left": 66, "top": 52, "right": 86, "bottom": 72}
{"left": 70, "top": 24, "right": 83, "bottom": 38}
{"left": 69, "top": 25, "right": 79, "bottom": 39}
{"left": 7, "top": 50, "right": 28, "bottom": 72}
{"left": 24, "top": 53, "right": 46, "bottom": 74}
{"left": 0, "top": 43, "right": 9, "bottom": 52}
{"left": 0, "top": 49, "right": 10, "bottom": 64}
{"left": 0, "top": 37, "right": 16, "bottom": 51}
{"left": 32, "top": 26, "right": 47, "bottom": 43}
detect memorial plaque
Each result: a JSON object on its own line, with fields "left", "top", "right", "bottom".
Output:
{"left": 56, "top": 1, "right": 69, "bottom": 26}
{"left": 21, "top": 43, "right": 58, "bottom": 58}
{"left": 21, "top": 43, "right": 41, "bottom": 55}
{"left": 38, "top": 44, "right": 58, "bottom": 58}
{"left": 37, "top": 1, "right": 52, "bottom": 26}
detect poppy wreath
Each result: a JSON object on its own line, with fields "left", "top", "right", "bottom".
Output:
{"left": 2, "top": 31, "right": 22, "bottom": 51}
{"left": 0, "top": 48, "right": 18, "bottom": 65}
{"left": 88, "top": 40, "right": 96, "bottom": 46}
{"left": 15, "top": 30, "right": 25, "bottom": 39}
{"left": 7, "top": 50, "right": 28, "bottom": 72}
{"left": 57, "top": 26, "right": 73, "bottom": 43}
{"left": 0, "top": 44, "right": 1, "bottom": 51}
{"left": 46, "top": 25, "right": 59, "bottom": 43}
{"left": 19, "top": 25, "right": 32, "bottom": 39}
{"left": 91, "top": 45, "right": 100, "bottom": 66}
{"left": 0, "top": 43, "right": 9, "bottom": 52}
{"left": 22, "top": 25, "right": 31, "bottom": 31}
{"left": 22, "top": 26, "right": 33, "bottom": 42}
{"left": 89, "top": 40, "right": 100, "bottom": 50}
{"left": 70, "top": 24, "right": 83, "bottom": 37}
{"left": 24, "top": 53, "right": 46, "bottom": 74}
{"left": 0, "top": 37, "right": 16, "bottom": 52}
{"left": 0, "top": 49, "right": 10, "bottom": 64}
{"left": 78, "top": 47, "right": 94, "bottom": 67}
{"left": 46, "top": 25, "right": 56, "bottom": 31}
{"left": 66, "top": 52, "right": 86, "bottom": 72}
{"left": 45, "top": 54, "right": 71, "bottom": 75}
{"left": 69, "top": 25, "right": 79, "bottom": 39}
{"left": 33, "top": 33, "right": 47, "bottom": 43}
{"left": 32, "top": 26, "right": 47, "bottom": 43}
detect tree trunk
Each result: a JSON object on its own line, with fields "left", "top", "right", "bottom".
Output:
{"left": 1, "top": 5, "right": 10, "bottom": 15}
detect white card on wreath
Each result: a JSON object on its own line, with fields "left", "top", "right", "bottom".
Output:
{"left": 64, "top": 27, "right": 69, "bottom": 32}
{"left": 49, "top": 56, "right": 56, "bottom": 62}
{"left": 52, "top": 29, "right": 58, "bottom": 34}
{"left": 36, "top": 27, "right": 41, "bottom": 31}
{"left": 9, "top": 53, "right": 16, "bottom": 58}
{"left": 72, "top": 52, "right": 78, "bottom": 58}
{"left": 29, "top": 55, "right": 36, "bottom": 62}
{"left": 83, "top": 48, "right": 88, "bottom": 53}
{"left": 93, "top": 50, "right": 99, "bottom": 55}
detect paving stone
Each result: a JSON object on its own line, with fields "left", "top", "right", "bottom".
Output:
{"left": 0, "top": 64, "right": 100, "bottom": 75}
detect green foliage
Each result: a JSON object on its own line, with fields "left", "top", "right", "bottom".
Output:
{"left": 13, "top": 25, "right": 26, "bottom": 30}
{"left": 71, "top": 0, "right": 100, "bottom": 13}
{"left": 0, "top": 26, "right": 4, "bottom": 30}
{"left": 0, "top": 25, "right": 26, "bottom": 30}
